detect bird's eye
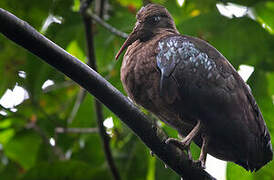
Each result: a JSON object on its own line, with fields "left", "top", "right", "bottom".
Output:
{"left": 148, "top": 16, "right": 161, "bottom": 25}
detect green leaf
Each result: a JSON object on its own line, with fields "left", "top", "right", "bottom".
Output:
{"left": 155, "top": 158, "right": 180, "bottom": 180}
{"left": 22, "top": 160, "right": 111, "bottom": 180}
{"left": 226, "top": 162, "right": 253, "bottom": 180}
{"left": 0, "top": 128, "right": 15, "bottom": 145}
{"left": 146, "top": 155, "right": 156, "bottom": 180}
{"left": 254, "top": 2, "right": 274, "bottom": 34}
{"left": 120, "top": 137, "right": 150, "bottom": 180}
{"left": 0, "top": 119, "right": 12, "bottom": 128}
{"left": 70, "top": 94, "right": 96, "bottom": 127}
{"left": 116, "top": 0, "right": 142, "bottom": 8}
{"left": 66, "top": 40, "right": 86, "bottom": 63}
{"left": 4, "top": 131, "right": 41, "bottom": 170}
{"left": 0, "top": 161, "right": 21, "bottom": 180}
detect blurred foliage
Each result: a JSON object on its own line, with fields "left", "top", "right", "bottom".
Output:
{"left": 0, "top": 0, "right": 274, "bottom": 179}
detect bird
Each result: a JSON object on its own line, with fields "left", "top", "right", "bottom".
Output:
{"left": 115, "top": 3, "right": 273, "bottom": 171}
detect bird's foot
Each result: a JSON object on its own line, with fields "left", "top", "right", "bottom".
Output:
{"left": 192, "top": 134, "right": 209, "bottom": 169}
{"left": 165, "top": 120, "right": 202, "bottom": 160}
{"left": 193, "top": 134, "right": 209, "bottom": 169}
{"left": 165, "top": 138, "right": 193, "bottom": 160}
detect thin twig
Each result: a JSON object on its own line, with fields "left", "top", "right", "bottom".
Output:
{"left": 55, "top": 127, "right": 98, "bottom": 133}
{"left": 43, "top": 80, "right": 74, "bottom": 93}
{"left": 26, "top": 123, "right": 66, "bottom": 160}
{"left": 86, "top": 11, "right": 128, "bottom": 39}
{"left": 67, "top": 88, "right": 87, "bottom": 124}
{"left": 81, "top": 1, "right": 121, "bottom": 179}
{"left": 0, "top": 9, "right": 216, "bottom": 180}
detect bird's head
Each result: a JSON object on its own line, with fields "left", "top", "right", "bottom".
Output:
{"left": 115, "top": 3, "right": 178, "bottom": 60}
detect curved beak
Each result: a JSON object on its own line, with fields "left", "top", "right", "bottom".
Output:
{"left": 115, "top": 23, "right": 140, "bottom": 60}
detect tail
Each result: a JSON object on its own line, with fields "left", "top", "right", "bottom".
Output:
{"left": 236, "top": 128, "right": 273, "bottom": 172}
{"left": 235, "top": 75, "right": 273, "bottom": 171}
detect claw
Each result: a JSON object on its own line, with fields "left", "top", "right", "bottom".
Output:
{"left": 165, "top": 120, "right": 201, "bottom": 161}
{"left": 197, "top": 134, "right": 209, "bottom": 169}
{"left": 165, "top": 138, "right": 192, "bottom": 160}
{"left": 165, "top": 121, "right": 209, "bottom": 169}
{"left": 165, "top": 138, "right": 190, "bottom": 150}
{"left": 192, "top": 134, "right": 209, "bottom": 169}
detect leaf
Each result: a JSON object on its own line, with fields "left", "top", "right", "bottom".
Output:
{"left": 146, "top": 155, "right": 156, "bottom": 180}
{"left": 71, "top": 134, "right": 105, "bottom": 166}
{"left": 0, "top": 161, "right": 21, "bottom": 180}
{"left": 155, "top": 158, "right": 180, "bottom": 180}
{"left": 4, "top": 131, "right": 42, "bottom": 170}
{"left": 22, "top": 160, "right": 111, "bottom": 180}
{"left": 119, "top": 136, "right": 150, "bottom": 180}
{"left": 0, "top": 128, "right": 15, "bottom": 145}
{"left": 66, "top": 40, "right": 86, "bottom": 63}
{"left": 70, "top": 94, "right": 96, "bottom": 127}
{"left": 254, "top": 2, "right": 274, "bottom": 34}
{"left": 226, "top": 162, "right": 253, "bottom": 180}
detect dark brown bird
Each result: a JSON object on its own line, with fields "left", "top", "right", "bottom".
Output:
{"left": 116, "top": 3, "right": 273, "bottom": 171}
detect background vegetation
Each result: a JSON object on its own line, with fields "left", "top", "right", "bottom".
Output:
{"left": 0, "top": 0, "right": 274, "bottom": 179}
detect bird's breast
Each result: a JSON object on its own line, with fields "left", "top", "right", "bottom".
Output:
{"left": 121, "top": 40, "right": 160, "bottom": 108}
{"left": 120, "top": 36, "right": 183, "bottom": 127}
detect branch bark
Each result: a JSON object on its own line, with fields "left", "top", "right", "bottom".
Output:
{"left": 0, "top": 8, "right": 216, "bottom": 180}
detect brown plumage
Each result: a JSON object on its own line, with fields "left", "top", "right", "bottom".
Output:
{"left": 116, "top": 3, "right": 273, "bottom": 171}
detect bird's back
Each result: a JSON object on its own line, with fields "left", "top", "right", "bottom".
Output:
{"left": 156, "top": 35, "right": 273, "bottom": 171}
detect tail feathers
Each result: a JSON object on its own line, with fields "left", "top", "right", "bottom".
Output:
{"left": 236, "top": 130, "right": 273, "bottom": 171}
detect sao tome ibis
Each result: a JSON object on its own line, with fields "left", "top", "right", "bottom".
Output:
{"left": 115, "top": 3, "right": 273, "bottom": 171}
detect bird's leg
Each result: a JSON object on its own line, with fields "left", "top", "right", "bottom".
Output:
{"left": 193, "top": 134, "right": 209, "bottom": 169}
{"left": 165, "top": 120, "right": 201, "bottom": 160}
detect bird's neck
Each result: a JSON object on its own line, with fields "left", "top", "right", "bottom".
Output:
{"left": 150, "top": 28, "right": 179, "bottom": 43}
{"left": 155, "top": 28, "right": 180, "bottom": 36}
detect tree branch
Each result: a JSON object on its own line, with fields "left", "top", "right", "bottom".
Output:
{"left": 86, "top": 11, "right": 128, "bottom": 39}
{"left": 81, "top": 1, "right": 121, "bottom": 179}
{"left": 43, "top": 80, "right": 74, "bottom": 93}
{"left": 67, "top": 88, "right": 87, "bottom": 124}
{"left": 0, "top": 8, "right": 216, "bottom": 180}
{"left": 55, "top": 127, "right": 98, "bottom": 133}
{"left": 26, "top": 122, "right": 66, "bottom": 160}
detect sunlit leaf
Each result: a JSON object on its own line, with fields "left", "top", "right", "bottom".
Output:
{"left": 254, "top": 2, "right": 274, "bottom": 34}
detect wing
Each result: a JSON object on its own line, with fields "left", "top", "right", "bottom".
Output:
{"left": 156, "top": 35, "right": 229, "bottom": 110}
{"left": 156, "top": 35, "right": 272, "bottom": 170}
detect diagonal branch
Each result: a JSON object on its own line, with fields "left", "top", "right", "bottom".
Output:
{"left": 67, "top": 88, "right": 87, "bottom": 124}
{"left": 26, "top": 122, "right": 66, "bottom": 160}
{"left": 86, "top": 11, "right": 128, "bottom": 39}
{"left": 0, "top": 8, "right": 216, "bottom": 180}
